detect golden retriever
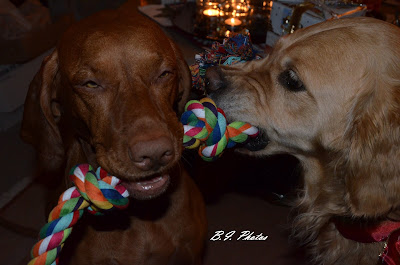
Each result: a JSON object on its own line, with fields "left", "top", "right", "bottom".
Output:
{"left": 205, "top": 17, "right": 400, "bottom": 265}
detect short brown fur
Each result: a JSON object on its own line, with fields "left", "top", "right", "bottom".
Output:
{"left": 21, "top": 6, "right": 206, "bottom": 265}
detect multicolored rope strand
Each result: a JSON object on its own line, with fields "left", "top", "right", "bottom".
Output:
{"left": 190, "top": 31, "right": 261, "bottom": 93}
{"left": 181, "top": 97, "right": 259, "bottom": 161}
{"left": 28, "top": 164, "right": 129, "bottom": 265}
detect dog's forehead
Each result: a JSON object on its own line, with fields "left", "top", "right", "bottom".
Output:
{"left": 57, "top": 14, "right": 175, "bottom": 74}
{"left": 269, "top": 18, "right": 391, "bottom": 83}
{"left": 62, "top": 30, "right": 166, "bottom": 57}
{"left": 274, "top": 17, "right": 399, "bottom": 60}
{"left": 60, "top": 26, "right": 169, "bottom": 55}
{"left": 275, "top": 28, "right": 352, "bottom": 64}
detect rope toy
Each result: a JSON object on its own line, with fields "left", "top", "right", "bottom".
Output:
{"left": 190, "top": 31, "right": 261, "bottom": 93}
{"left": 28, "top": 164, "right": 129, "bottom": 265}
{"left": 181, "top": 97, "right": 259, "bottom": 161}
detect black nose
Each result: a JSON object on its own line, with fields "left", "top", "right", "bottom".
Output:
{"left": 205, "top": 66, "right": 226, "bottom": 94}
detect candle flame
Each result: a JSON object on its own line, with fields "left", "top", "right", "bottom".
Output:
{"left": 224, "top": 17, "right": 242, "bottom": 26}
{"left": 203, "top": 8, "right": 219, "bottom": 16}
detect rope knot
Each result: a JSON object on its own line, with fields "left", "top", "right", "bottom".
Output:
{"left": 69, "top": 164, "right": 129, "bottom": 215}
{"left": 29, "top": 164, "right": 129, "bottom": 265}
{"left": 181, "top": 97, "right": 259, "bottom": 161}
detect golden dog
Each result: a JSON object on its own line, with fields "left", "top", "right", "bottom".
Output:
{"left": 206, "top": 17, "right": 400, "bottom": 264}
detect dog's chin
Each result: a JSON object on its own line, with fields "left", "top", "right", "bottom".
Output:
{"left": 121, "top": 174, "right": 171, "bottom": 200}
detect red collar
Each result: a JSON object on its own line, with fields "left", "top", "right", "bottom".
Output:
{"left": 334, "top": 218, "right": 400, "bottom": 264}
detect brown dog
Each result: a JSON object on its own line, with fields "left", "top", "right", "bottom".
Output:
{"left": 21, "top": 6, "right": 207, "bottom": 265}
{"left": 206, "top": 17, "right": 400, "bottom": 265}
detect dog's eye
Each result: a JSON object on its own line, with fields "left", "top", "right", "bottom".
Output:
{"left": 159, "top": 71, "right": 171, "bottom": 79}
{"left": 83, "top": 81, "right": 99, "bottom": 88}
{"left": 278, "top": 69, "right": 305, "bottom": 92}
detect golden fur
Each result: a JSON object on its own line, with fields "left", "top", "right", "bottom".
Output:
{"left": 207, "top": 17, "right": 400, "bottom": 264}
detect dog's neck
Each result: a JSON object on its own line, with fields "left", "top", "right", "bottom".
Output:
{"left": 297, "top": 155, "right": 349, "bottom": 214}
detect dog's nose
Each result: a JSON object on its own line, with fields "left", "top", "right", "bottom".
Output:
{"left": 129, "top": 136, "right": 174, "bottom": 171}
{"left": 205, "top": 66, "right": 226, "bottom": 93}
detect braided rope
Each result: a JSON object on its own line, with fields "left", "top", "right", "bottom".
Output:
{"left": 28, "top": 164, "right": 129, "bottom": 265}
{"left": 181, "top": 97, "right": 259, "bottom": 161}
{"left": 190, "top": 32, "right": 259, "bottom": 93}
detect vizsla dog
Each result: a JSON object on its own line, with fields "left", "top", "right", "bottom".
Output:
{"left": 206, "top": 17, "right": 400, "bottom": 264}
{"left": 21, "top": 6, "right": 207, "bottom": 265}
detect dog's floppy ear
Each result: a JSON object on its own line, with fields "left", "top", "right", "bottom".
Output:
{"left": 343, "top": 76, "right": 400, "bottom": 218}
{"left": 20, "top": 50, "right": 64, "bottom": 172}
{"left": 168, "top": 38, "right": 192, "bottom": 114}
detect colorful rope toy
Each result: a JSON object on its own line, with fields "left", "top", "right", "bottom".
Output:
{"left": 181, "top": 97, "right": 259, "bottom": 161}
{"left": 28, "top": 164, "right": 129, "bottom": 265}
{"left": 189, "top": 31, "right": 261, "bottom": 93}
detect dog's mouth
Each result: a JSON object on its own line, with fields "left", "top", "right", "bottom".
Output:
{"left": 241, "top": 128, "right": 270, "bottom": 151}
{"left": 121, "top": 174, "right": 171, "bottom": 200}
